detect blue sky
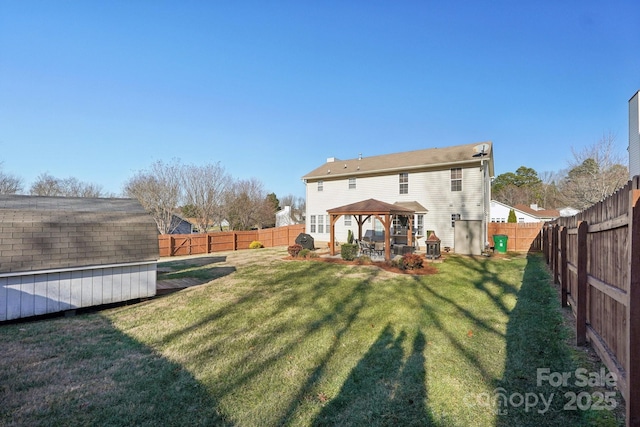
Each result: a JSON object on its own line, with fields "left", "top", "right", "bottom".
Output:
{"left": 1, "top": 1, "right": 639, "bottom": 199}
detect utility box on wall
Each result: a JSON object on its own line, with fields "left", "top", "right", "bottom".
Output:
{"left": 454, "top": 220, "right": 483, "bottom": 255}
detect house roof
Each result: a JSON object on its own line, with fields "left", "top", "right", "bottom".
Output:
{"left": 513, "top": 204, "right": 560, "bottom": 219}
{"left": 393, "top": 201, "right": 428, "bottom": 212}
{"left": 0, "top": 195, "right": 159, "bottom": 274}
{"left": 327, "top": 198, "right": 415, "bottom": 216}
{"left": 302, "top": 141, "right": 494, "bottom": 181}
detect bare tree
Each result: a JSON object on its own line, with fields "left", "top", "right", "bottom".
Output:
{"left": 224, "top": 178, "right": 272, "bottom": 230}
{"left": 0, "top": 163, "right": 23, "bottom": 194}
{"left": 124, "top": 160, "right": 183, "bottom": 234}
{"left": 29, "top": 173, "right": 107, "bottom": 197}
{"left": 182, "top": 162, "right": 231, "bottom": 233}
{"left": 558, "top": 133, "right": 628, "bottom": 210}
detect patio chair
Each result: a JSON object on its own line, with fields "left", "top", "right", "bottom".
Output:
{"left": 373, "top": 242, "right": 384, "bottom": 256}
{"left": 358, "top": 240, "right": 373, "bottom": 256}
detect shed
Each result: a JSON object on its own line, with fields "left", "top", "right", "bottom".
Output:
{"left": 0, "top": 195, "right": 159, "bottom": 321}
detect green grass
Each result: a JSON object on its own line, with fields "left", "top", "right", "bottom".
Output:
{"left": 0, "top": 249, "right": 624, "bottom": 426}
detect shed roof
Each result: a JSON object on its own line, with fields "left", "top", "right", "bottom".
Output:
{"left": 0, "top": 195, "right": 159, "bottom": 274}
{"left": 302, "top": 141, "right": 493, "bottom": 181}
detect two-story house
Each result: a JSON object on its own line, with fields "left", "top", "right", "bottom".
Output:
{"left": 301, "top": 141, "right": 494, "bottom": 252}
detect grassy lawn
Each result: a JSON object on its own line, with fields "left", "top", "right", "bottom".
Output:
{"left": 0, "top": 248, "right": 624, "bottom": 426}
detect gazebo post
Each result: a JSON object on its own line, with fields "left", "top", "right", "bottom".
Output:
{"left": 407, "top": 215, "right": 413, "bottom": 248}
{"left": 384, "top": 213, "right": 392, "bottom": 261}
{"left": 329, "top": 214, "right": 337, "bottom": 256}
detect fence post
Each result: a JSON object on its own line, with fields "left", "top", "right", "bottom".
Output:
{"left": 576, "top": 220, "right": 588, "bottom": 346}
{"left": 627, "top": 188, "right": 640, "bottom": 427}
{"left": 543, "top": 225, "right": 549, "bottom": 264}
{"left": 560, "top": 226, "right": 568, "bottom": 308}
{"left": 553, "top": 224, "right": 560, "bottom": 284}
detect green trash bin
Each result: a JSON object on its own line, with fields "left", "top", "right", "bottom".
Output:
{"left": 493, "top": 234, "right": 508, "bottom": 253}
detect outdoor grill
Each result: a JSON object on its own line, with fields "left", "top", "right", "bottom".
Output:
{"left": 295, "top": 233, "right": 315, "bottom": 250}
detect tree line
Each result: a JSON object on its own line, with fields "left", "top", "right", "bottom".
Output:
{"left": 0, "top": 159, "right": 305, "bottom": 234}
{"left": 492, "top": 133, "right": 629, "bottom": 211}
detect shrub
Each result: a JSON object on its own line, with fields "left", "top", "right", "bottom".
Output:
{"left": 249, "top": 241, "right": 264, "bottom": 249}
{"left": 308, "top": 251, "right": 319, "bottom": 259}
{"left": 400, "top": 253, "right": 424, "bottom": 270}
{"left": 288, "top": 244, "right": 303, "bottom": 257}
{"left": 356, "top": 255, "right": 372, "bottom": 265}
{"left": 347, "top": 229, "right": 354, "bottom": 244}
{"left": 298, "top": 248, "right": 311, "bottom": 258}
{"left": 340, "top": 243, "right": 358, "bottom": 261}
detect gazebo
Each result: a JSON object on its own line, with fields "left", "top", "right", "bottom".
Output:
{"left": 327, "top": 198, "right": 415, "bottom": 261}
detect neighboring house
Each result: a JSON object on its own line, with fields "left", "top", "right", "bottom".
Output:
{"left": 0, "top": 195, "right": 159, "bottom": 322}
{"left": 490, "top": 200, "right": 560, "bottom": 223}
{"left": 301, "top": 141, "right": 494, "bottom": 251}
{"left": 275, "top": 206, "right": 302, "bottom": 227}
{"left": 490, "top": 200, "right": 541, "bottom": 223}
{"left": 169, "top": 215, "right": 196, "bottom": 234}
{"left": 513, "top": 204, "right": 560, "bottom": 222}
{"left": 629, "top": 90, "right": 640, "bottom": 178}
{"left": 559, "top": 207, "right": 580, "bottom": 217}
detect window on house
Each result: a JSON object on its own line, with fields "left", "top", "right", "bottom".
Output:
{"left": 348, "top": 178, "right": 356, "bottom": 189}
{"left": 399, "top": 173, "right": 408, "bottom": 194}
{"left": 416, "top": 214, "right": 424, "bottom": 236}
{"left": 326, "top": 215, "right": 330, "bottom": 233}
{"left": 344, "top": 215, "right": 352, "bottom": 226}
{"left": 451, "top": 168, "right": 462, "bottom": 191}
{"left": 317, "top": 180, "right": 323, "bottom": 191}
{"left": 318, "top": 215, "right": 324, "bottom": 234}
{"left": 310, "top": 215, "right": 316, "bottom": 233}
{"left": 451, "top": 213, "right": 460, "bottom": 227}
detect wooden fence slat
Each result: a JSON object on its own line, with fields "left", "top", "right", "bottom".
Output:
{"left": 576, "top": 220, "right": 588, "bottom": 346}
{"left": 158, "top": 225, "right": 306, "bottom": 257}
{"left": 627, "top": 189, "right": 640, "bottom": 427}
{"left": 561, "top": 226, "right": 568, "bottom": 307}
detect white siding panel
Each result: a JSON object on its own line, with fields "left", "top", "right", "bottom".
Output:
{"left": 7, "top": 277, "right": 21, "bottom": 320}
{"left": 630, "top": 92, "right": 640, "bottom": 178}
{"left": 0, "top": 277, "right": 7, "bottom": 320}
{"left": 70, "top": 270, "right": 84, "bottom": 310}
{"left": 102, "top": 269, "right": 114, "bottom": 304}
{"left": 46, "top": 273, "right": 60, "bottom": 314}
{"left": 81, "top": 270, "right": 93, "bottom": 307}
{"left": 59, "top": 272, "right": 72, "bottom": 311}
{"left": 1, "top": 263, "right": 156, "bottom": 321}
{"left": 20, "top": 276, "right": 35, "bottom": 318}
{"left": 33, "top": 274, "right": 48, "bottom": 315}
{"left": 92, "top": 269, "right": 103, "bottom": 306}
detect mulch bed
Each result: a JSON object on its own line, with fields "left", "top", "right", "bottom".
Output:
{"left": 285, "top": 255, "right": 439, "bottom": 275}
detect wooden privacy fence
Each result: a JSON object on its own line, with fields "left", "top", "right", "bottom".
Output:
{"left": 544, "top": 176, "right": 640, "bottom": 427}
{"left": 158, "top": 224, "right": 305, "bottom": 257}
{"left": 488, "top": 222, "right": 543, "bottom": 252}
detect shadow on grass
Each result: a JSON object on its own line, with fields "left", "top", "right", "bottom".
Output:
{"left": 312, "top": 324, "right": 434, "bottom": 426}
{"left": 492, "top": 252, "right": 586, "bottom": 426}
{"left": 0, "top": 315, "right": 232, "bottom": 426}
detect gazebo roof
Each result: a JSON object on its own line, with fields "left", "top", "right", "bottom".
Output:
{"left": 327, "top": 198, "right": 415, "bottom": 216}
